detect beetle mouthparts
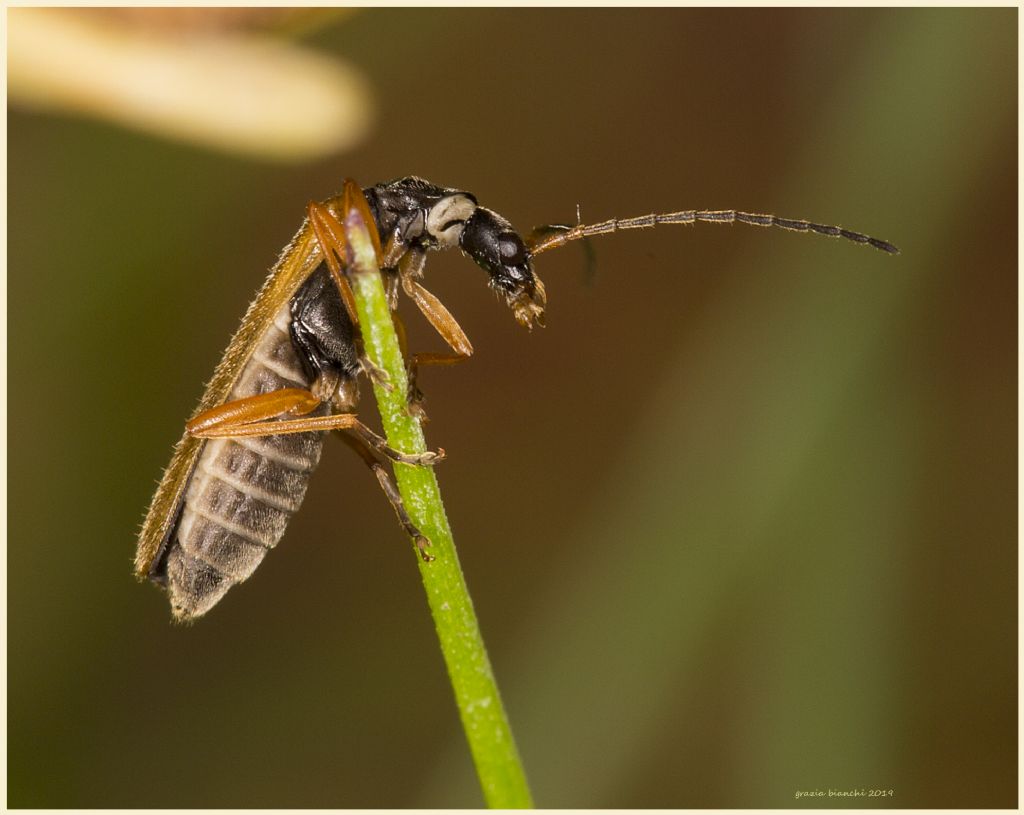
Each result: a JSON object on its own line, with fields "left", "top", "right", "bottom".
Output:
{"left": 510, "top": 275, "right": 546, "bottom": 329}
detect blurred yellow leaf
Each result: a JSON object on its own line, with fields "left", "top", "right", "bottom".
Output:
{"left": 8, "top": 8, "right": 374, "bottom": 162}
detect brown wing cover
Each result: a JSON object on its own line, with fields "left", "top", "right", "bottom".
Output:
{"left": 134, "top": 193, "right": 343, "bottom": 580}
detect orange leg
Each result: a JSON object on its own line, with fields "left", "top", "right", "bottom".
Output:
{"left": 308, "top": 199, "right": 391, "bottom": 389}
{"left": 307, "top": 179, "right": 384, "bottom": 325}
{"left": 410, "top": 352, "right": 471, "bottom": 368}
{"left": 390, "top": 309, "right": 471, "bottom": 371}
{"left": 406, "top": 352, "right": 471, "bottom": 421}
{"left": 390, "top": 301, "right": 471, "bottom": 422}
{"left": 335, "top": 431, "right": 434, "bottom": 562}
{"left": 340, "top": 177, "right": 384, "bottom": 261}
{"left": 321, "top": 195, "right": 472, "bottom": 362}
{"left": 388, "top": 249, "right": 475, "bottom": 420}
{"left": 186, "top": 389, "right": 442, "bottom": 466}
{"left": 307, "top": 201, "right": 359, "bottom": 327}
{"left": 318, "top": 180, "right": 471, "bottom": 361}
{"left": 399, "top": 248, "right": 474, "bottom": 358}
{"left": 317, "top": 186, "right": 473, "bottom": 419}
{"left": 186, "top": 388, "right": 319, "bottom": 436}
{"left": 380, "top": 230, "right": 410, "bottom": 275}
{"left": 390, "top": 310, "right": 428, "bottom": 422}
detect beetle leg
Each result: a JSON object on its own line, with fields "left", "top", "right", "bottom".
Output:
{"left": 380, "top": 230, "right": 410, "bottom": 273}
{"left": 308, "top": 201, "right": 360, "bottom": 326}
{"left": 340, "top": 177, "right": 385, "bottom": 260}
{"left": 222, "top": 414, "right": 443, "bottom": 466}
{"left": 308, "top": 200, "right": 392, "bottom": 391}
{"left": 315, "top": 189, "right": 472, "bottom": 418}
{"left": 389, "top": 249, "right": 475, "bottom": 420}
{"left": 357, "top": 355, "right": 391, "bottom": 391}
{"left": 405, "top": 352, "right": 472, "bottom": 422}
{"left": 409, "top": 352, "right": 471, "bottom": 367}
{"left": 390, "top": 309, "right": 425, "bottom": 419}
{"left": 187, "top": 388, "right": 321, "bottom": 435}
{"left": 371, "top": 462, "right": 435, "bottom": 560}
{"left": 388, "top": 310, "right": 427, "bottom": 422}
{"left": 186, "top": 388, "right": 442, "bottom": 466}
{"left": 334, "top": 431, "right": 435, "bottom": 562}
{"left": 399, "top": 248, "right": 474, "bottom": 358}
{"left": 333, "top": 383, "right": 434, "bottom": 560}
{"left": 382, "top": 267, "right": 401, "bottom": 311}
{"left": 367, "top": 229, "right": 411, "bottom": 311}
{"left": 310, "top": 180, "right": 393, "bottom": 320}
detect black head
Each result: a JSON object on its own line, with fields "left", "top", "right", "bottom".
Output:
{"left": 459, "top": 206, "right": 546, "bottom": 328}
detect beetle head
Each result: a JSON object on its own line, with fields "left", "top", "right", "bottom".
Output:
{"left": 459, "top": 206, "right": 546, "bottom": 328}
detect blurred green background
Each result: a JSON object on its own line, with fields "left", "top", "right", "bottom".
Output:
{"left": 7, "top": 8, "right": 1016, "bottom": 808}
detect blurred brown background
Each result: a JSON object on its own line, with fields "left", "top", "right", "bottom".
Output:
{"left": 7, "top": 7, "right": 1016, "bottom": 808}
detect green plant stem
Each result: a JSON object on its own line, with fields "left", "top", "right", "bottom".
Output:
{"left": 345, "top": 208, "right": 533, "bottom": 808}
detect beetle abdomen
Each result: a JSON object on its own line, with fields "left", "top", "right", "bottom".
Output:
{"left": 167, "top": 305, "right": 326, "bottom": 619}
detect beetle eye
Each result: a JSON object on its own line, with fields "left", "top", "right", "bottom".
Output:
{"left": 499, "top": 234, "right": 525, "bottom": 263}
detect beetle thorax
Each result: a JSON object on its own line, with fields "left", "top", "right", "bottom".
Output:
{"left": 425, "top": 193, "right": 477, "bottom": 249}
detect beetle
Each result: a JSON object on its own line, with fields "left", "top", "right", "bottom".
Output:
{"left": 135, "top": 177, "right": 897, "bottom": 620}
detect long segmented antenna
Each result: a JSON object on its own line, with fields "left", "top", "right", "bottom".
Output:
{"left": 527, "top": 209, "right": 899, "bottom": 256}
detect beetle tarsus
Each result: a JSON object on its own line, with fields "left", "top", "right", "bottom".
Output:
{"left": 415, "top": 536, "right": 436, "bottom": 562}
{"left": 415, "top": 448, "right": 445, "bottom": 466}
{"left": 359, "top": 354, "right": 392, "bottom": 390}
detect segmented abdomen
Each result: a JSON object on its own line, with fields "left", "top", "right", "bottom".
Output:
{"left": 166, "top": 304, "right": 325, "bottom": 619}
